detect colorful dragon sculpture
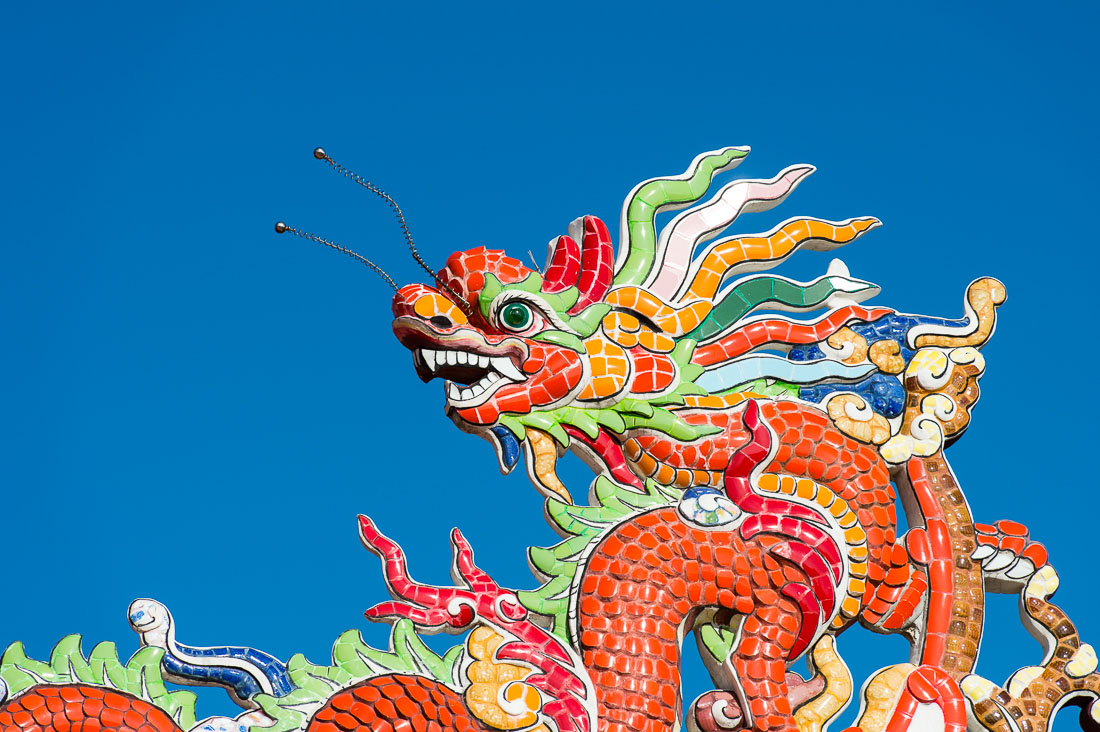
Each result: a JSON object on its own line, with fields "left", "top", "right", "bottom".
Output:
{"left": 3, "top": 148, "right": 1097, "bottom": 732}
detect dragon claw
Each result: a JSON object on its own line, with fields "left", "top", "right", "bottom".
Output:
{"left": 974, "top": 519, "right": 1049, "bottom": 591}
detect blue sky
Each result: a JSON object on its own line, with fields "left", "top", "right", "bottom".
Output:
{"left": 3, "top": 1, "right": 1099, "bottom": 726}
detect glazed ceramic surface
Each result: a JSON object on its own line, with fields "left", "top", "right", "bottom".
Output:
{"left": 3, "top": 149, "right": 1092, "bottom": 732}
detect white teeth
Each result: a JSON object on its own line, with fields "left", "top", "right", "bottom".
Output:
{"left": 417, "top": 348, "right": 525, "bottom": 383}
{"left": 491, "top": 356, "right": 525, "bottom": 382}
{"left": 423, "top": 347, "right": 529, "bottom": 407}
{"left": 444, "top": 370, "right": 514, "bottom": 406}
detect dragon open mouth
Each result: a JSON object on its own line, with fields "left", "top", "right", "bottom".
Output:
{"left": 413, "top": 347, "right": 527, "bottom": 407}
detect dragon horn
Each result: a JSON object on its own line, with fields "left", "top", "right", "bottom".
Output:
{"left": 542, "top": 234, "right": 582, "bottom": 294}
{"left": 568, "top": 216, "right": 614, "bottom": 314}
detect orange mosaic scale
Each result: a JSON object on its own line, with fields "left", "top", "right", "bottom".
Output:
{"left": 623, "top": 437, "right": 721, "bottom": 489}
{"left": 577, "top": 506, "right": 875, "bottom": 732}
{"left": 306, "top": 674, "right": 488, "bottom": 732}
{"left": 578, "top": 339, "right": 631, "bottom": 401}
{"left": 627, "top": 350, "right": 677, "bottom": 395}
{"left": 0, "top": 678, "right": 491, "bottom": 732}
{"left": 0, "top": 685, "right": 181, "bottom": 732}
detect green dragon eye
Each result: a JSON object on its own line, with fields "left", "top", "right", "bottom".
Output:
{"left": 499, "top": 302, "right": 533, "bottom": 331}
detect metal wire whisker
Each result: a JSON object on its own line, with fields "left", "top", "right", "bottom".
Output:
{"left": 274, "top": 222, "right": 399, "bottom": 292}
{"left": 312, "top": 147, "right": 471, "bottom": 312}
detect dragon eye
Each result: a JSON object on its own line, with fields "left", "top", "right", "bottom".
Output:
{"left": 499, "top": 302, "right": 533, "bottom": 332}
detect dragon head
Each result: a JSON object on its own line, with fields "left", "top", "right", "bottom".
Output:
{"left": 278, "top": 146, "right": 1007, "bottom": 501}
{"left": 391, "top": 215, "right": 701, "bottom": 490}
{"left": 390, "top": 149, "right": 893, "bottom": 499}
{"left": 391, "top": 217, "right": 614, "bottom": 430}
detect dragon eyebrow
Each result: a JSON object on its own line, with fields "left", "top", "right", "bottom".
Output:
{"left": 609, "top": 305, "right": 663, "bottom": 333}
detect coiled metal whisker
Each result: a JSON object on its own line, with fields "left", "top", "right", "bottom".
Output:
{"left": 274, "top": 222, "right": 399, "bottom": 292}
{"left": 312, "top": 147, "right": 470, "bottom": 312}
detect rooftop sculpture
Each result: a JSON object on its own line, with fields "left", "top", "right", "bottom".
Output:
{"left": 3, "top": 147, "right": 1093, "bottom": 732}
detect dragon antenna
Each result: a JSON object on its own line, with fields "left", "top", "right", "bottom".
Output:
{"left": 274, "top": 222, "right": 399, "bottom": 292}
{"left": 312, "top": 147, "right": 471, "bottom": 313}
{"left": 527, "top": 249, "right": 543, "bottom": 275}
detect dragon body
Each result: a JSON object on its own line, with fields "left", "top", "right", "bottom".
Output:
{"left": 5, "top": 148, "right": 1097, "bottom": 732}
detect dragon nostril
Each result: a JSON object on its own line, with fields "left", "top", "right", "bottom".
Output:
{"left": 429, "top": 315, "right": 453, "bottom": 329}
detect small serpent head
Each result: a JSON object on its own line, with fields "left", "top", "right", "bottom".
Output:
{"left": 128, "top": 597, "right": 172, "bottom": 647}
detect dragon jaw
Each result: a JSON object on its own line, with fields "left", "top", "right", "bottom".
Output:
{"left": 393, "top": 314, "right": 530, "bottom": 409}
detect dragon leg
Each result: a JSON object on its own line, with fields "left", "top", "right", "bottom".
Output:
{"left": 861, "top": 543, "right": 927, "bottom": 633}
{"left": 731, "top": 606, "right": 802, "bottom": 732}
{"left": 577, "top": 506, "right": 833, "bottom": 732}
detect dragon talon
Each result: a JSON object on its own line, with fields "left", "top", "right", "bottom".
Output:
{"left": 1004, "top": 557, "right": 1036, "bottom": 580}
{"left": 970, "top": 545, "right": 996, "bottom": 561}
{"left": 982, "top": 549, "right": 1016, "bottom": 573}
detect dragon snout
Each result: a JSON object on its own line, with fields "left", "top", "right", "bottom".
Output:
{"left": 392, "top": 283, "right": 469, "bottom": 328}
{"left": 392, "top": 283, "right": 531, "bottom": 412}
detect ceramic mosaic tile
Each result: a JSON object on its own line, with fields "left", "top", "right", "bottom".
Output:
{"left": 4, "top": 147, "right": 1095, "bottom": 732}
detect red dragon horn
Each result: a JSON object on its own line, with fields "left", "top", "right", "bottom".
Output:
{"left": 569, "top": 216, "right": 614, "bottom": 314}
{"left": 542, "top": 234, "right": 582, "bottom": 294}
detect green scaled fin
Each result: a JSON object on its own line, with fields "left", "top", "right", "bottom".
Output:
{"left": 0, "top": 637, "right": 196, "bottom": 729}
{"left": 255, "top": 620, "right": 462, "bottom": 732}
{"left": 520, "top": 478, "right": 683, "bottom": 639}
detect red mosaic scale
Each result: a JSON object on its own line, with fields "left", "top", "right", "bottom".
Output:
{"left": 306, "top": 675, "right": 488, "bottom": 732}
{"left": 577, "top": 505, "right": 860, "bottom": 732}
{"left": 629, "top": 399, "right": 899, "bottom": 590}
{"left": 0, "top": 685, "right": 181, "bottom": 732}
{"left": 0, "top": 678, "right": 491, "bottom": 732}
